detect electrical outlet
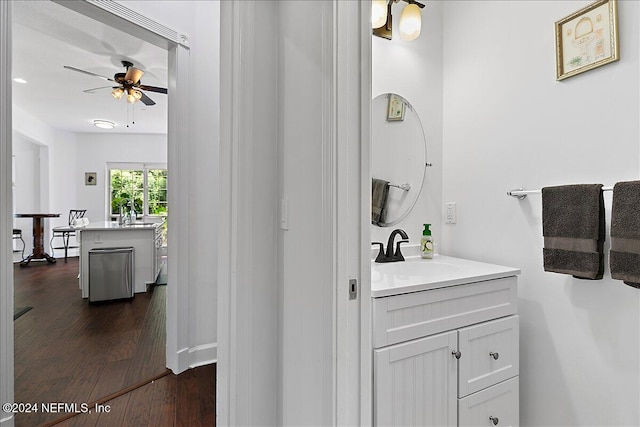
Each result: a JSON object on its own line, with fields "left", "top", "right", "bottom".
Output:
{"left": 445, "top": 202, "right": 457, "bottom": 224}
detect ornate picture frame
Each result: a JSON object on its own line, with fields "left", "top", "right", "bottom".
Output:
{"left": 555, "top": 0, "right": 619, "bottom": 81}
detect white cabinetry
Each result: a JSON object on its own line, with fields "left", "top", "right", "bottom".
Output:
{"left": 373, "top": 276, "right": 519, "bottom": 427}
{"left": 78, "top": 222, "right": 162, "bottom": 297}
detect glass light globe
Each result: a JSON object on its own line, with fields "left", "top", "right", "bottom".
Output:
{"left": 400, "top": 4, "right": 421, "bottom": 41}
{"left": 371, "top": 0, "right": 387, "bottom": 29}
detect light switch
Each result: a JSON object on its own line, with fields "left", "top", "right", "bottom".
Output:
{"left": 281, "top": 197, "right": 289, "bottom": 230}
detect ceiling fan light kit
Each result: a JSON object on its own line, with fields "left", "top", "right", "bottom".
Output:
{"left": 126, "top": 88, "right": 143, "bottom": 104}
{"left": 111, "top": 87, "right": 125, "bottom": 99}
{"left": 64, "top": 60, "right": 167, "bottom": 107}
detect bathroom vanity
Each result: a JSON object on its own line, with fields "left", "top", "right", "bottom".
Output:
{"left": 78, "top": 221, "right": 163, "bottom": 298}
{"left": 372, "top": 255, "right": 520, "bottom": 426}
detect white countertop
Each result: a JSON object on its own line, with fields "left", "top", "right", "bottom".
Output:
{"left": 78, "top": 221, "right": 161, "bottom": 231}
{"left": 371, "top": 255, "right": 520, "bottom": 297}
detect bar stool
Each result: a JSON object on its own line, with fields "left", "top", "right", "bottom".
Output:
{"left": 50, "top": 209, "right": 87, "bottom": 262}
{"left": 12, "top": 228, "right": 25, "bottom": 259}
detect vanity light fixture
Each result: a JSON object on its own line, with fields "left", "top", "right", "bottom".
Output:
{"left": 93, "top": 119, "right": 115, "bottom": 129}
{"left": 372, "top": 0, "right": 425, "bottom": 41}
{"left": 399, "top": 3, "right": 421, "bottom": 40}
{"left": 13, "top": 77, "right": 27, "bottom": 84}
{"left": 371, "top": 0, "right": 388, "bottom": 29}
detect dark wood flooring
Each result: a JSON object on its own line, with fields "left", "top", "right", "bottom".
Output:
{"left": 13, "top": 258, "right": 216, "bottom": 426}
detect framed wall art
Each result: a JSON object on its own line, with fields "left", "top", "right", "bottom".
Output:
{"left": 387, "top": 93, "right": 406, "bottom": 121}
{"left": 555, "top": 0, "right": 619, "bottom": 81}
{"left": 85, "top": 172, "right": 97, "bottom": 186}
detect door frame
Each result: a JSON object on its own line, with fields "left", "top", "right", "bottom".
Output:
{"left": 1, "top": 2, "right": 190, "bottom": 424}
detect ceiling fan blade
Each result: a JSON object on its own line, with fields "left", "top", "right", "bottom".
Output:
{"left": 124, "top": 67, "right": 144, "bottom": 84}
{"left": 138, "top": 85, "right": 167, "bottom": 94}
{"left": 83, "top": 86, "right": 114, "bottom": 94}
{"left": 64, "top": 66, "right": 114, "bottom": 82}
{"left": 139, "top": 91, "right": 156, "bottom": 106}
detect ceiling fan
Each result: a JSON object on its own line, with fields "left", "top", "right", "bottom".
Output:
{"left": 64, "top": 60, "right": 167, "bottom": 106}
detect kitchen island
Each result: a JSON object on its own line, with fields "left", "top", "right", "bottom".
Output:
{"left": 78, "top": 221, "right": 163, "bottom": 298}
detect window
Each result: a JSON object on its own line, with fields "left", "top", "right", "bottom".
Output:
{"left": 108, "top": 163, "right": 167, "bottom": 218}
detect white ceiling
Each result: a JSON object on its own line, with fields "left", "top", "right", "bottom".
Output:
{"left": 12, "top": 1, "right": 168, "bottom": 134}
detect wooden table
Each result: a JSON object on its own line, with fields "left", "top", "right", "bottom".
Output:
{"left": 14, "top": 213, "right": 60, "bottom": 266}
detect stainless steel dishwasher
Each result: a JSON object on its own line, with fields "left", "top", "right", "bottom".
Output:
{"left": 88, "top": 247, "right": 134, "bottom": 303}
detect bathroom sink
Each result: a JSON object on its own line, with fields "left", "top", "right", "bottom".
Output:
{"left": 371, "top": 255, "right": 520, "bottom": 297}
{"left": 373, "top": 258, "right": 460, "bottom": 277}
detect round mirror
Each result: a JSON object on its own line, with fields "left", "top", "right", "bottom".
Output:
{"left": 371, "top": 93, "right": 427, "bottom": 227}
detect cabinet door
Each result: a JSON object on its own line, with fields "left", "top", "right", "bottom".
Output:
{"left": 374, "top": 331, "right": 457, "bottom": 427}
{"left": 458, "top": 315, "right": 519, "bottom": 397}
{"left": 459, "top": 377, "right": 519, "bottom": 427}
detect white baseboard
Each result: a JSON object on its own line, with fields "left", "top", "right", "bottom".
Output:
{"left": 174, "top": 342, "right": 217, "bottom": 373}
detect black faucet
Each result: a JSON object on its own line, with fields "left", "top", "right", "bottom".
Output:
{"left": 373, "top": 229, "right": 409, "bottom": 263}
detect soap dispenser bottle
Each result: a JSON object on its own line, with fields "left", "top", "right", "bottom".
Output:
{"left": 421, "top": 224, "right": 434, "bottom": 259}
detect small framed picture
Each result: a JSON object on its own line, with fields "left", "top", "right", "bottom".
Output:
{"left": 85, "top": 172, "right": 97, "bottom": 186}
{"left": 555, "top": 0, "right": 619, "bottom": 81}
{"left": 387, "top": 94, "right": 405, "bottom": 121}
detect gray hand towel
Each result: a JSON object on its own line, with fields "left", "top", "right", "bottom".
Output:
{"left": 371, "top": 178, "right": 389, "bottom": 226}
{"left": 542, "top": 184, "right": 605, "bottom": 280}
{"left": 610, "top": 181, "right": 640, "bottom": 288}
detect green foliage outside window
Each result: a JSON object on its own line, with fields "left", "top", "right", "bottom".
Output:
{"left": 147, "top": 169, "right": 168, "bottom": 215}
{"left": 110, "top": 169, "right": 167, "bottom": 216}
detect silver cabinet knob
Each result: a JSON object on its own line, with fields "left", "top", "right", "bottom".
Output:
{"left": 489, "top": 416, "right": 499, "bottom": 425}
{"left": 451, "top": 350, "right": 461, "bottom": 359}
{"left": 489, "top": 352, "right": 499, "bottom": 360}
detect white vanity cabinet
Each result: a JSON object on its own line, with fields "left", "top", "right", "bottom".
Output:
{"left": 373, "top": 274, "right": 519, "bottom": 427}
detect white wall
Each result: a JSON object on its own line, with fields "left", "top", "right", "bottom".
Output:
{"left": 12, "top": 132, "right": 41, "bottom": 253}
{"left": 13, "top": 108, "right": 166, "bottom": 254}
{"left": 13, "top": 107, "right": 77, "bottom": 253}
{"left": 442, "top": 1, "right": 639, "bottom": 426}
{"left": 371, "top": 1, "right": 443, "bottom": 250}
{"left": 118, "top": 0, "right": 220, "bottom": 365}
{"left": 73, "top": 132, "right": 167, "bottom": 222}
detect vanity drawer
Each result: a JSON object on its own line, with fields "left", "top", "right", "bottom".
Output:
{"left": 458, "top": 377, "right": 519, "bottom": 427}
{"left": 458, "top": 315, "right": 519, "bottom": 397}
{"left": 373, "top": 277, "right": 517, "bottom": 348}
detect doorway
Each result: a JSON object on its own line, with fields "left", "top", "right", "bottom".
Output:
{"left": 1, "top": 1, "right": 191, "bottom": 425}
{"left": 11, "top": 2, "right": 169, "bottom": 423}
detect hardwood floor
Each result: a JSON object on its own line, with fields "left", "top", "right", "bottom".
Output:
{"left": 13, "top": 258, "right": 215, "bottom": 426}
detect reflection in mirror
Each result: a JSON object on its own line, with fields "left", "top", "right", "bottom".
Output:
{"left": 371, "top": 93, "right": 427, "bottom": 227}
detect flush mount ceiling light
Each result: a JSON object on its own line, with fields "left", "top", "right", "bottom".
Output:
{"left": 372, "top": 0, "right": 425, "bottom": 41}
{"left": 13, "top": 77, "right": 27, "bottom": 84}
{"left": 93, "top": 120, "right": 115, "bottom": 129}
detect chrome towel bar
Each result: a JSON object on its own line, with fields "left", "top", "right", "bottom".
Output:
{"left": 389, "top": 183, "right": 411, "bottom": 191}
{"left": 507, "top": 186, "right": 614, "bottom": 200}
